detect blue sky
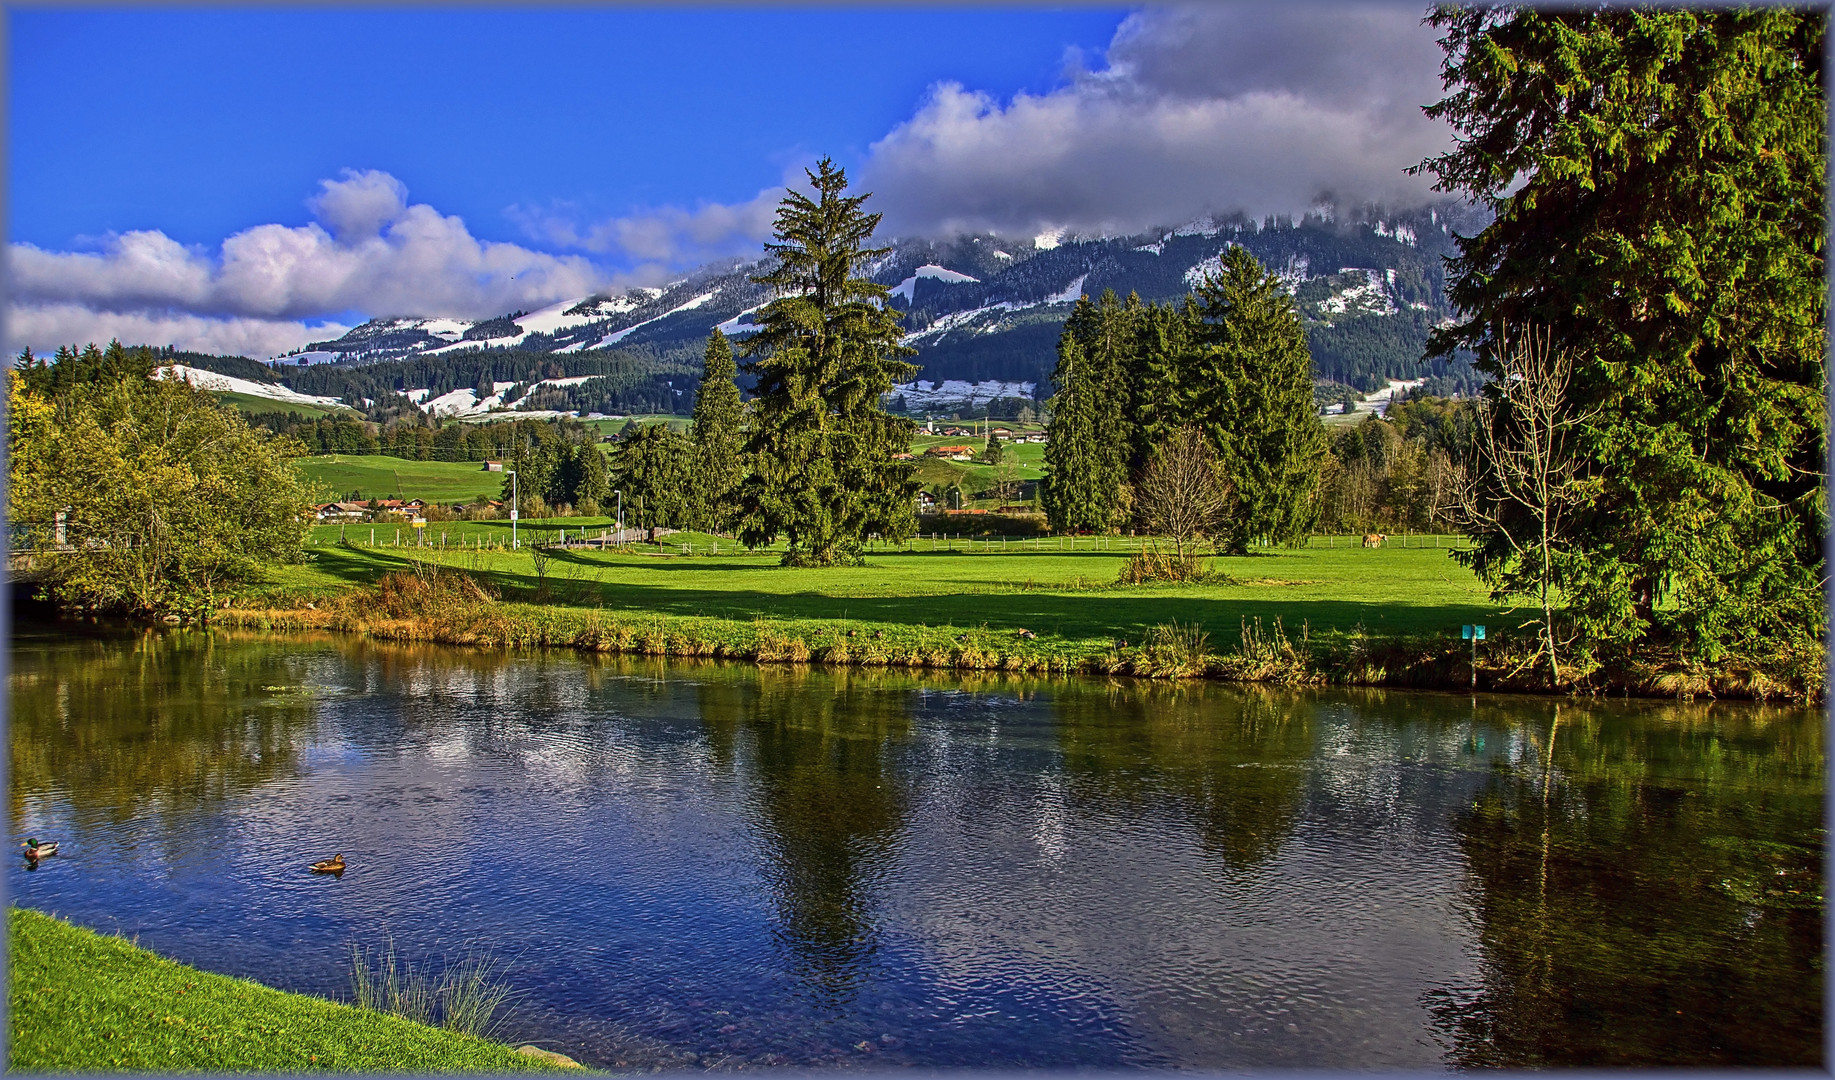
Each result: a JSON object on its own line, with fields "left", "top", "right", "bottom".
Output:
{"left": 11, "top": 7, "right": 1127, "bottom": 251}
{"left": 6, "top": 5, "right": 1451, "bottom": 357}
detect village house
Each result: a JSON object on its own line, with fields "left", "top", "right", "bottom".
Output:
{"left": 926, "top": 445, "right": 976, "bottom": 461}
{"left": 482, "top": 460, "right": 505, "bottom": 472}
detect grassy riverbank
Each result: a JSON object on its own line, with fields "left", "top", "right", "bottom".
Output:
{"left": 7, "top": 908, "right": 567, "bottom": 1073}
{"left": 215, "top": 530, "right": 1821, "bottom": 699}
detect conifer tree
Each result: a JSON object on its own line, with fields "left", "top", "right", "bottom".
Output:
{"left": 688, "top": 329, "right": 746, "bottom": 532}
{"left": 980, "top": 432, "right": 1003, "bottom": 465}
{"left": 737, "top": 159, "right": 917, "bottom": 565}
{"left": 1042, "top": 292, "right": 1137, "bottom": 532}
{"left": 1043, "top": 330, "right": 1097, "bottom": 532}
{"left": 1189, "top": 247, "right": 1324, "bottom": 552}
{"left": 1130, "top": 299, "right": 1196, "bottom": 482}
{"left": 567, "top": 439, "right": 612, "bottom": 516}
{"left": 614, "top": 423, "right": 693, "bottom": 531}
{"left": 1418, "top": 8, "right": 1826, "bottom": 665}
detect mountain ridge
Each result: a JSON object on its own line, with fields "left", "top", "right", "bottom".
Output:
{"left": 249, "top": 201, "right": 1485, "bottom": 416}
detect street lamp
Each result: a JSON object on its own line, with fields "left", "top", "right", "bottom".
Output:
{"left": 507, "top": 469, "right": 519, "bottom": 550}
{"left": 611, "top": 489, "right": 624, "bottom": 546}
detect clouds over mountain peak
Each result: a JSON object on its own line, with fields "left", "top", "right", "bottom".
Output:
{"left": 10, "top": 171, "right": 612, "bottom": 357}
{"left": 864, "top": 4, "right": 1449, "bottom": 239}
{"left": 7, "top": 5, "right": 1457, "bottom": 357}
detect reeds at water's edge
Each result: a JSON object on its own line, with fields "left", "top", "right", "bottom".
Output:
{"left": 219, "top": 564, "right": 1822, "bottom": 702}
{"left": 349, "top": 937, "right": 517, "bottom": 1039}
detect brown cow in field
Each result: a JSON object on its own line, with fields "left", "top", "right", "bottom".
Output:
{"left": 1362, "top": 533, "right": 1387, "bottom": 548}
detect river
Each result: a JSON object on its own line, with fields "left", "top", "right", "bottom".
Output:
{"left": 8, "top": 622, "right": 1823, "bottom": 1069}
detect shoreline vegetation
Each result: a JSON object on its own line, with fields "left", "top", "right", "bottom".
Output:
{"left": 208, "top": 538, "right": 1821, "bottom": 702}
{"left": 7, "top": 907, "right": 571, "bottom": 1073}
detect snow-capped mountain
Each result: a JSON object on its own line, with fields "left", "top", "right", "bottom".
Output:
{"left": 268, "top": 202, "right": 1482, "bottom": 412}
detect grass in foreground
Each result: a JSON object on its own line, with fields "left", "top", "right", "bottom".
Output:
{"left": 7, "top": 907, "right": 564, "bottom": 1074}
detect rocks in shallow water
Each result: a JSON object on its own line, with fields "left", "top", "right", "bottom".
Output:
{"left": 515, "top": 1045, "right": 583, "bottom": 1068}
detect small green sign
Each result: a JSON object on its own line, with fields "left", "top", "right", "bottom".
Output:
{"left": 1462, "top": 625, "right": 1473, "bottom": 639}
{"left": 1475, "top": 625, "right": 1486, "bottom": 640}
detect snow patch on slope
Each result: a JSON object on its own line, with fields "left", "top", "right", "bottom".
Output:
{"left": 1317, "top": 269, "right": 1397, "bottom": 316}
{"left": 889, "top": 265, "right": 980, "bottom": 302}
{"left": 715, "top": 304, "right": 766, "bottom": 338}
{"left": 516, "top": 296, "right": 605, "bottom": 335}
{"left": 594, "top": 291, "right": 719, "bottom": 348}
{"left": 156, "top": 364, "right": 345, "bottom": 409}
{"left": 1046, "top": 275, "right": 1088, "bottom": 305}
{"left": 1372, "top": 221, "right": 1418, "bottom": 247}
{"left": 906, "top": 302, "right": 1027, "bottom": 343}
{"left": 892, "top": 379, "right": 1036, "bottom": 409}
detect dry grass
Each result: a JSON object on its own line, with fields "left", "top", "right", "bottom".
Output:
{"left": 1116, "top": 546, "right": 1216, "bottom": 585}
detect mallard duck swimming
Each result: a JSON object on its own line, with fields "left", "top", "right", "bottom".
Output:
{"left": 20, "top": 838, "right": 57, "bottom": 859}
{"left": 308, "top": 854, "right": 345, "bottom": 874}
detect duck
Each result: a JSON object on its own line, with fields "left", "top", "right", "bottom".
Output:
{"left": 20, "top": 838, "right": 56, "bottom": 859}
{"left": 308, "top": 854, "right": 346, "bottom": 874}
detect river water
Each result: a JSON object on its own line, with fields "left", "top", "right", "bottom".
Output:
{"left": 8, "top": 623, "right": 1824, "bottom": 1069}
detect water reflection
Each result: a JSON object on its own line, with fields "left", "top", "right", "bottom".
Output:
{"left": 10, "top": 626, "right": 318, "bottom": 828}
{"left": 1053, "top": 681, "right": 1313, "bottom": 869}
{"left": 1426, "top": 700, "right": 1824, "bottom": 1067}
{"left": 8, "top": 627, "right": 1824, "bottom": 1069}
{"left": 703, "top": 667, "right": 914, "bottom": 1006}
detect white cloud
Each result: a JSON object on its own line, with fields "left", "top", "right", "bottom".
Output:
{"left": 509, "top": 183, "right": 786, "bottom": 269}
{"left": 5, "top": 6, "right": 1456, "bottom": 356}
{"left": 8, "top": 302, "right": 350, "bottom": 360}
{"left": 306, "top": 169, "right": 409, "bottom": 243}
{"left": 861, "top": 3, "right": 1451, "bottom": 238}
{"left": 7, "top": 169, "right": 612, "bottom": 356}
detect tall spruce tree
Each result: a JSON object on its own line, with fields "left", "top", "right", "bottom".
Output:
{"left": 614, "top": 423, "right": 693, "bottom": 531}
{"left": 1189, "top": 247, "right": 1324, "bottom": 552}
{"left": 1130, "top": 298, "right": 1197, "bottom": 482}
{"left": 566, "top": 439, "right": 612, "bottom": 516}
{"left": 737, "top": 159, "right": 917, "bottom": 565}
{"left": 688, "top": 329, "right": 746, "bottom": 532}
{"left": 1042, "top": 292, "right": 1137, "bottom": 532}
{"left": 1043, "top": 330, "right": 1098, "bottom": 531}
{"left": 1418, "top": 9, "right": 1827, "bottom": 665}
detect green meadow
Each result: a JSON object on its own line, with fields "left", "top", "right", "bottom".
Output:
{"left": 298, "top": 455, "right": 511, "bottom": 504}
{"left": 218, "top": 390, "right": 351, "bottom": 420}
{"left": 282, "top": 521, "right": 1502, "bottom": 649}
{"left": 295, "top": 443, "right": 1050, "bottom": 510}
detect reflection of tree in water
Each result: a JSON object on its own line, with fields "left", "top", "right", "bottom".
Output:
{"left": 10, "top": 628, "right": 319, "bottom": 828}
{"left": 1053, "top": 681, "right": 1315, "bottom": 869}
{"left": 698, "top": 666, "right": 914, "bottom": 1006}
{"left": 1427, "top": 702, "right": 1823, "bottom": 1067}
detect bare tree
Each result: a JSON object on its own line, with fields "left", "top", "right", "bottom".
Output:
{"left": 1138, "top": 426, "right": 1233, "bottom": 563}
{"left": 1451, "top": 324, "right": 1598, "bottom": 686}
{"left": 989, "top": 459, "right": 1021, "bottom": 508}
